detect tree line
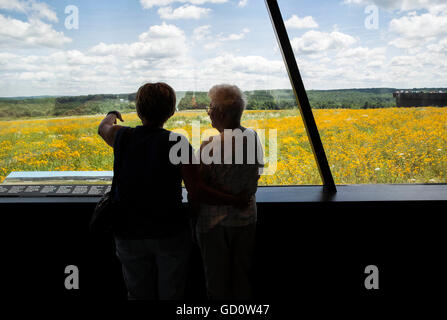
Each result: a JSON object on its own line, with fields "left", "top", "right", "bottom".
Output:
{"left": 174, "top": 89, "right": 399, "bottom": 111}
{"left": 2, "top": 88, "right": 446, "bottom": 119}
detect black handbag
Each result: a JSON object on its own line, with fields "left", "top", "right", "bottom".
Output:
{"left": 89, "top": 190, "right": 116, "bottom": 234}
{"left": 89, "top": 127, "right": 130, "bottom": 234}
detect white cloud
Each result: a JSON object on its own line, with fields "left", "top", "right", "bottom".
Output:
{"left": 204, "top": 42, "right": 221, "bottom": 50}
{"left": 196, "top": 53, "right": 289, "bottom": 90}
{"left": 343, "top": 0, "right": 447, "bottom": 12}
{"left": 0, "top": 0, "right": 58, "bottom": 22}
{"left": 386, "top": 50, "right": 447, "bottom": 86}
{"left": 203, "top": 54, "right": 285, "bottom": 75}
{"left": 140, "top": 0, "right": 176, "bottom": 8}
{"left": 219, "top": 28, "right": 250, "bottom": 41}
{"left": 344, "top": 0, "right": 447, "bottom": 68}
{"left": 389, "top": 55, "right": 419, "bottom": 67}
{"left": 290, "top": 30, "right": 357, "bottom": 55}
{"left": 335, "top": 46, "right": 387, "bottom": 67}
{"left": 388, "top": 11, "right": 447, "bottom": 50}
{"left": 193, "top": 25, "right": 211, "bottom": 41}
{"left": 0, "top": 45, "right": 291, "bottom": 96}
{"left": 27, "top": 0, "right": 57, "bottom": 22}
{"left": 385, "top": 4, "right": 447, "bottom": 52}
{"left": 0, "top": 52, "right": 17, "bottom": 63}
{"left": 140, "top": 0, "right": 227, "bottom": 9}
{"left": 139, "top": 22, "right": 186, "bottom": 40}
{"left": 18, "top": 71, "right": 54, "bottom": 81}
{"left": 337, "top": 46, "right": 386, "bottom": 59}
{"left": 390, "top": 12, "right": 447, "bottom": 39}
{"left": 237, "top": 0, "right": 248, "bottom": 7}
{"left": 388, "top": 37, "right": 421, "bottom": 50}
{"left": 0, "top": 0, "right": 70, "bottom": 49}
{"left": 0, "top": 14, "right": 71, "bottom": 48}
{"left": 0, "top": 0, "right": 23, "bottom": 11}
{"left": 89, "top": 22, "right": 187, "bottom": 59}
{"left": 285, "top": 15, "right": 319, "bottom": 29}
{"left": 0, "top": 29, "right": 190, "bottom": 96}
{"left": 427, "top": 37, "right": 447, "bottom": 54}
{"left": 158, "top": 4, "right": 211, "bottom": 20}
{"left": 199, "top": 27, "right": 250, "bottom": 50}
{"left": 292, "top": 30, "right": 447, "bottom": 89}
{"left": 3, "top": 0, "right": 447, "bottom": 96}
{"left": 287, "top": 37, "right": 387, "bottom": 86}
{"left": 125, "top": 60, "right": 150, "bottom": 70}
{"left": 0, "top": 49, "right": 123, "bottom": 93}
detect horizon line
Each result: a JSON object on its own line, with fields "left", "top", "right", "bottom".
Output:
{"left": 2, "top": 87, "right": 447, "bottom": 99}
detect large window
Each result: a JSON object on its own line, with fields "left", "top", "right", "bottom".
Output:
{"left": 1, "top": 0, "right": 446, "bottom": 187}
{"left": 0, "top": 0, "right": 322, "bottom": 186}
{"left": 278, "top": 0, "right": 447, "bottom": 184}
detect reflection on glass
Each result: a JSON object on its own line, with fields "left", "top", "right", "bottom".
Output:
{"left": 0, "top": 0, "right": 321, "bottom": 186}
{"left": 279, "top": 0, "right": 447, "bottom": 184}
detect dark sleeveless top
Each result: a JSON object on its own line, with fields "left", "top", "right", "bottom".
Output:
{"left": 112, "top": 125, "right": 191, "bottom": 239}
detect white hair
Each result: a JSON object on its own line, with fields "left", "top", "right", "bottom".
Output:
{"left": 208, "top": 84, "right": 246, "bottom": 123}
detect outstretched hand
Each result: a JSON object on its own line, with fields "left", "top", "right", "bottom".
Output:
{"left": 99, "top": 111, "right": 125, "bottom": 147}
{"left": 113, "top": 111, "right": 124, "bottom": 124}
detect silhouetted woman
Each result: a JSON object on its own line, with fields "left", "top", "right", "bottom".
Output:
{"left": 98, "top": 82, "right": 247, "bottom": 300}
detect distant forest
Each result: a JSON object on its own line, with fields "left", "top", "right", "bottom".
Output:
{"left": 176, "top": 88, "right": 400, "bottom": 110}
{"left": 175, "top": 88, "right": 447, "bottom": 111}
{"left": 0, "top": 94, "right": 134, "bottom": 119}
{"left": 1, "top": 88, "right": 446, "bottom": 120}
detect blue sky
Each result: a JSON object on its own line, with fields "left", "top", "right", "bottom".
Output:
{"left": 1, "top": 0, "right": 447, "bottom": 96}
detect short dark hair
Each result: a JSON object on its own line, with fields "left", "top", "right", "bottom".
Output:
{"left": 136, "top": 82, "right": 176, "bottom": 127}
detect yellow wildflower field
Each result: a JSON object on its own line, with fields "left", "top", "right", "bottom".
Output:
{"left": 0, "top": 108, "right": 446, "bottom": 185}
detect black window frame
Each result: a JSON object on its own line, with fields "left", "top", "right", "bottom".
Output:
{"left": 265, "top": 0, "right": 336, "bottom": 193}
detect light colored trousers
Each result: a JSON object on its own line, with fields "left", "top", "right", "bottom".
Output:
{"left": 197, "top": 223, "right": 256, "bottom": 300}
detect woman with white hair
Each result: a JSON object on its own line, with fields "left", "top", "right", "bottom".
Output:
{"left": 195, "top": 84, "right": 264, "bottom": 300}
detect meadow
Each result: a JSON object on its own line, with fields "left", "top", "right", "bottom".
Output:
{"left": 0, "top": 108, "right": 446, "bottom": 185}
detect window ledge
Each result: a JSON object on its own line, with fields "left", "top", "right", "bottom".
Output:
{"left": 255, "top": 184, "right": 447, "bottom": 203}
{"left": 0, "top": 184, "right": 445, "bottom": 204}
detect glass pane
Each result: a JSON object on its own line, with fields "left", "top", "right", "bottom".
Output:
{"left": 0, "top": 0, "right": 321, "bottom": 186}
{"left": 279, "top": 0, "right": 447, "bottom": 184}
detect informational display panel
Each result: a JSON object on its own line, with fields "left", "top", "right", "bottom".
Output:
{"left": 0, "top": 185, "right": 111, "bottom": 197}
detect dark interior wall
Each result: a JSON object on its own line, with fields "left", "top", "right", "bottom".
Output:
{"left": 0, "top": 199, "right": 445, "bottom": 302}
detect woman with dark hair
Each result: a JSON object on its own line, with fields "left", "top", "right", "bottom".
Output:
{"left": 98, "top": 82, "right": 248, "bottom": 300}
